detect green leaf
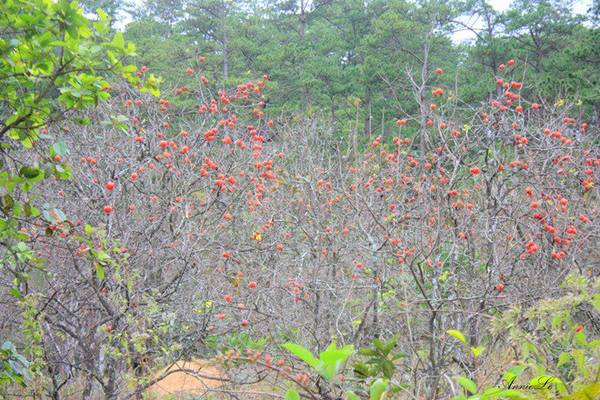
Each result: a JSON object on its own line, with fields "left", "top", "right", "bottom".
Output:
{"left": 503, "top": 365, "right": 525, "bottom": 386}
{"left": 557, "top": 352, "right": 570, "bottom": 368}
{"left": 345, "top": 391, "right": 360, "bottom": 400}
{"left": 96, "top": 250, "right": 111, "bottom": 265}
{"left": 454, "top": 376, "right": 477, "bottom": 395}
{"left": 382, "top": 360, "right": 395, "bottom": 379}
{"left": 383, "top": 335, "right": 399, "bottom": 354}
{"left": 470, "top": 346, "right": 484, "bottom": 358}
{"left": 373, "top": 339, "right": 385, "bottom": 352}
{"left": 282, "top": 342, "right": 319, "bottom": 369}
{"left": 358, "top": 348, "right": 378, "bottom": 356}
{"left": 112, "top": 31, "right": 125, "bottom": 49}
{"left": 23, "top": 203, "right": 40, "bottom": 217}
{"left": 95, "top": 263, "right": 105, "bottom": 281}
{"left": 318, "top": 342, "right": 355, "bottom": 381}
{"left": 447, "top": 330, "right": 467, "bottom": 344}
{"left": 528, "top": 376, "right": 564, "bottom": 391}
{"left": 19, "top": 166, "right": 43, "bottom": 180}
{"left": 285, "top": 388, "right": 300, "bottom": 400}
{"left": 52, "top": 140, "right": 67, "bottom": 156}
{"left": 482, "top": 387, "right": 526, "bottom": 399}
{"left": 370, "top": 378, "right": 389, "bottom": 400}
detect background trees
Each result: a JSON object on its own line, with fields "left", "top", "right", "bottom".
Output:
{"left": 122, "top": 0, "right": 599, "bottom": 135}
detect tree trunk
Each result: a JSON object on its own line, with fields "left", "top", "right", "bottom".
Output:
{"left": 223, "top": 14, "right": 228, "bottom": 82}
{"left": 419, "top": 40, "right": 430, "bottom": 159}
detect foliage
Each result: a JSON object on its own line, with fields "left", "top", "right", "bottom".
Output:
{"left": 282, "top": 341, "right": 355, "bottom": 382}
{"left": 0, "top": 342, "right": 29, "bottom": 387}
{"left": 0, "top": 0, "right": 159, "bottom": 389}
{"left": 123, "top": 0, "right": 599, "bottom": 135}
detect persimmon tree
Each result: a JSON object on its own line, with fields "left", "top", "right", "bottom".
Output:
{"left": 20, "top": 55, "right": 598, "bottom": 400}
{"left": 0, "top": 0, "right": 158, "bottom": 393}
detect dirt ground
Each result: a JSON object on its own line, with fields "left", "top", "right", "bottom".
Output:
{"left": 146, "top": 359, "right": 226, "bottom": 398}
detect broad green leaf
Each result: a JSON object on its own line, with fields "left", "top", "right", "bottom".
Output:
{"left": 285, "top": 388, "right": 300, "bottom": 400}
{"left": 112, "top": 31, "right": 125, "bottom": 49}
{"left": 370, "top": 378, "right": 389, "bottom": 400}
{"left": 447, "top": 330, "right": 467, "bottom": 344}
{"left": 345, "top": 391, "right": 360, "bottom": 400}
{"left": 454, "top": 376, "right": 477, "bottom": 395}
{"left": 557, "top": 352, "right": 570, "bottom": 368}
{"left": 528, "top": 375, "right": 564, "bottom": 392}
{"left": 19, "top": 166, "right": 39, "bottom": 179}
{"left": 282, "top": 342, "right": 319, "bottom": 369}
{"left": 318, "top": 342, "right": 355, "bottom": 381}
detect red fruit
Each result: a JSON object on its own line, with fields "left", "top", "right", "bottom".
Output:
{"left": 103, "top": 205, "right": 113, "bottom": 214}
{"left": 185, "top": 67, "right": 194, "bottom": 75}
{"left": 565, "top": 226, "right": 577, "bottom": 235}
{"left": 576, "top": 324, "right": 584, "bottom": 333}
{"left": 105, "top": 181, "right": 115, "bottom": 191}
{"left": 525, "top": 241, "right": 539, "bottom": 254}
{"left": 507, "top": 59, "right": 515, "bottom": 66}
{"left": 53, "top": 154, "right": 62, "bottom": 162}
{"left": 241, "top": 319, "right": 249, "bottom": 328}
{"left": 159, "top": 140, "right": 168, "bottom": 148}
{"left": 469, "top": 166, "right": 481, "bottom": 176}
{"left": 495, "top": 283, "right": 505, "bottom": 293}
{"left": 247, "top": 281, "right": 257, "bottom": 289}
{"left": 130, "top": 172, "right": 138, "bottom": 181}
{"left": 134, "top": 136, "right": 144, "bottom": 143}
{"left": 435, "top": 67, "right": 444, "bottom": 75}
{"left": 179, "top": 145, "right": 189, "bottom": 155}
{"left": 396, "top": 118, "right": 407, "bottom": 126}
{"left": 223, "top": 294, "right": 233, "bottom": 303}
